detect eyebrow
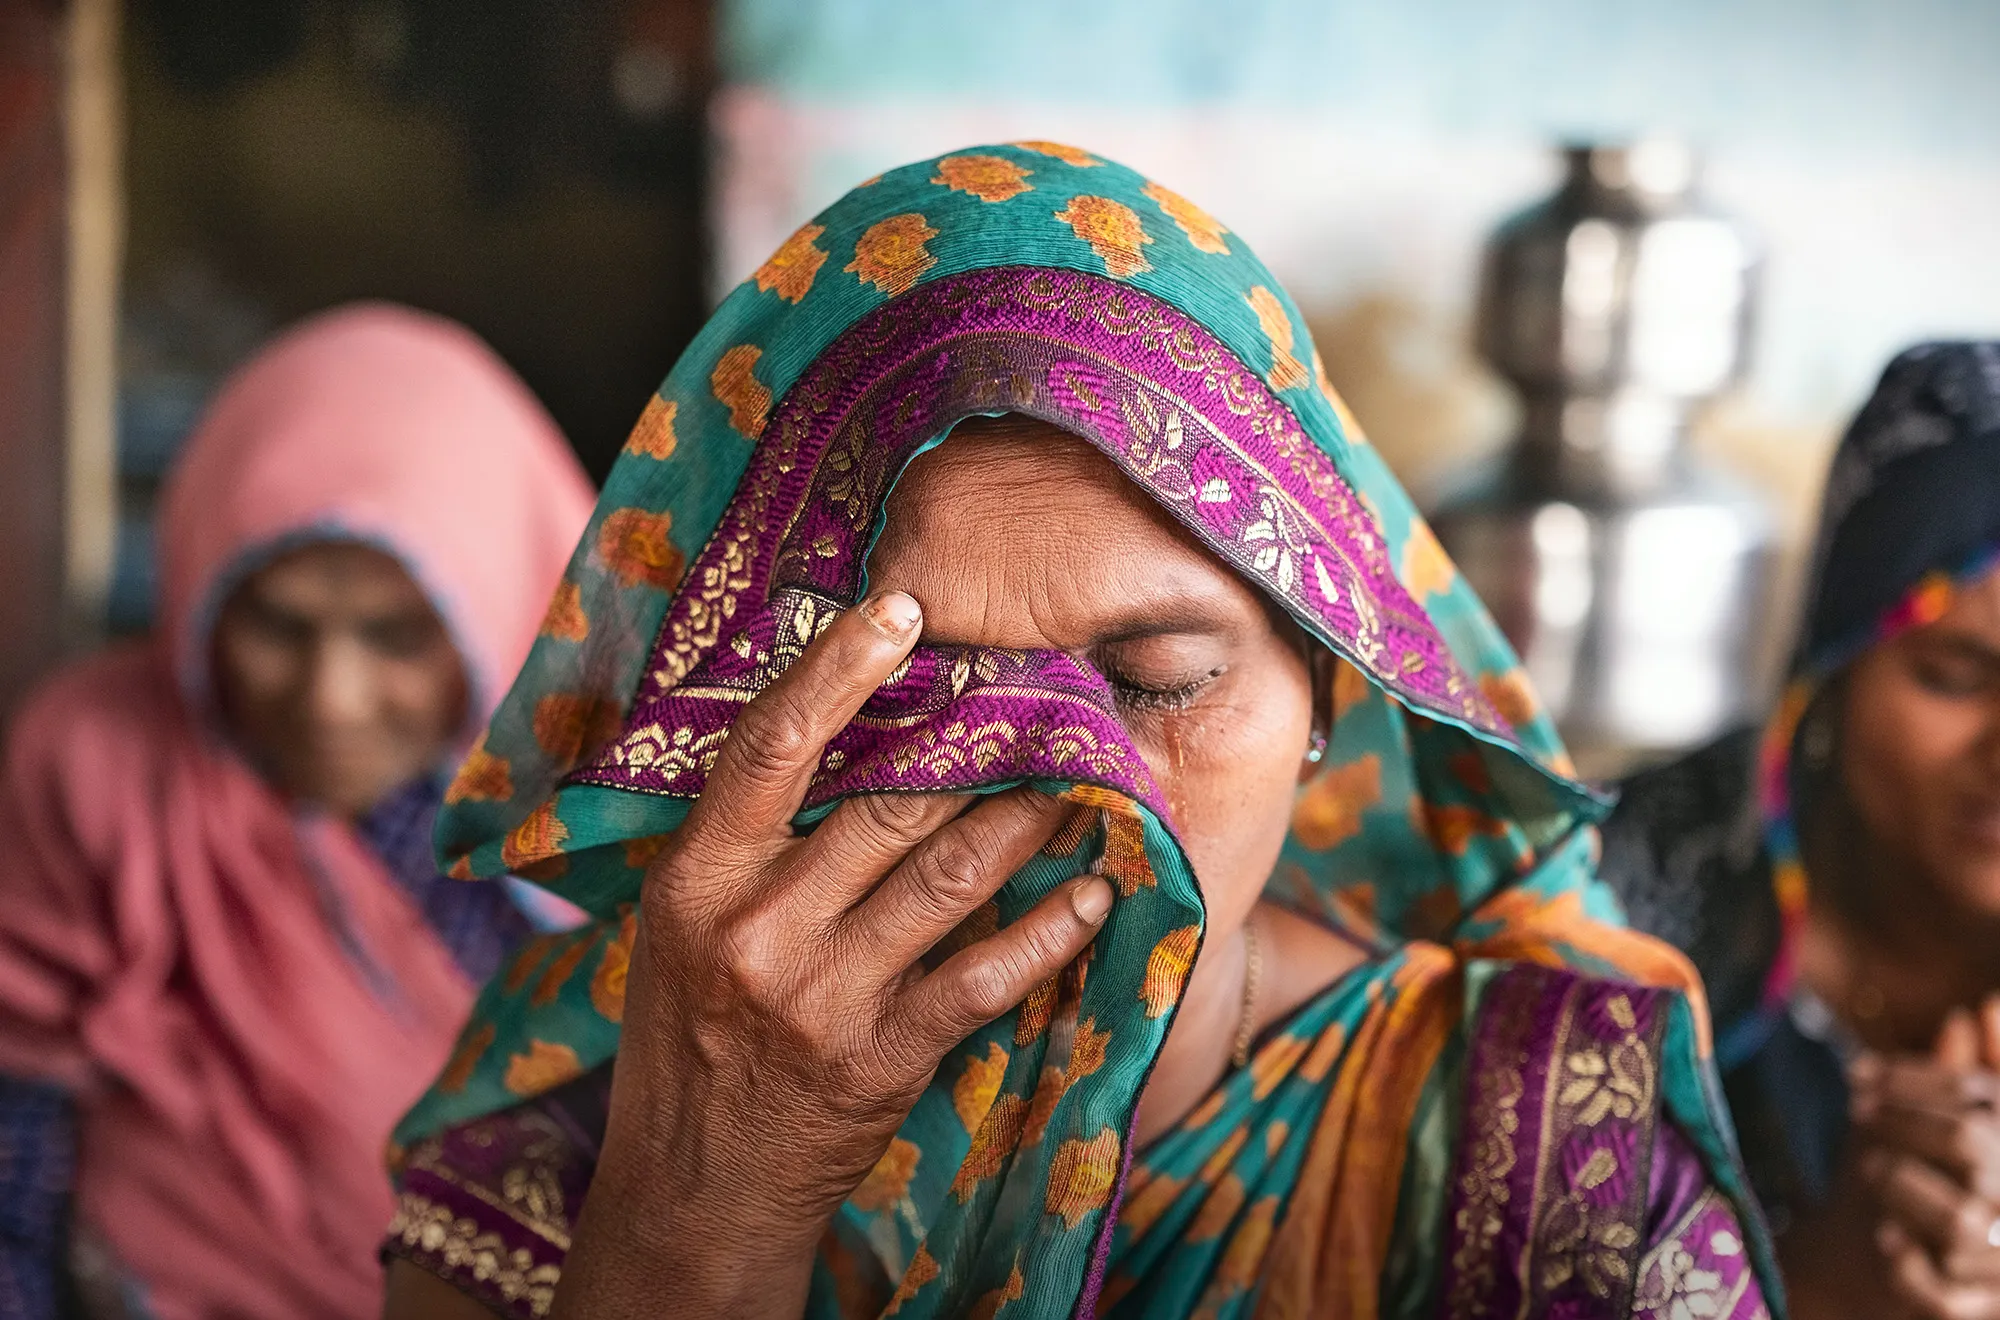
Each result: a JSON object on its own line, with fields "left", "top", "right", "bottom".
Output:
{"left": 1911, "top": 629, "right": 2000, "bottom": 669}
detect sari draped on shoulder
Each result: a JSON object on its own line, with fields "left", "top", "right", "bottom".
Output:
{"left": 387, "top": 146, "right": 1780, "bottom": 1318}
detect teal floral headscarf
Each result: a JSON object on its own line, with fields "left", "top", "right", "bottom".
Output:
{"left": 393, "top": 143, "right": 1769, "bottom": 1319}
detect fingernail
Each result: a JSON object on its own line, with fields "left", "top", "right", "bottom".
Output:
{"left": 1070, "top": 877, "right": 1113, "bottom": 925}
{"left": 860, "top": 590, "right": 921, "bottom": 642}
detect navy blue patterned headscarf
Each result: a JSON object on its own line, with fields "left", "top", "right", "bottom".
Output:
{"left": 1798, "top": 342, "right": 2000, "bottom": 669}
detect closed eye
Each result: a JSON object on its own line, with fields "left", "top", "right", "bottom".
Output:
{"left": 1099, "top": 660, "right": 1224, "bottom": 714}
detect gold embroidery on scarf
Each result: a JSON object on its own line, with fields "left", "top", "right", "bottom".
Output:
{"left": 1443, "top": 977, "right": 1534, "bottom": 1319}
{"left": 1632, "top": 1192, "right": 1757, "bottom": 1320}
{"left": 1514, "top": 986, "right": 1667, "bottom": 1315}
{"left": 388, "top": 1193, "right": 562, "bottom": 1317}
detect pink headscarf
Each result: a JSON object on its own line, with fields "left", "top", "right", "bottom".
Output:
{"left": 0, "top": 304, "right": 594, "bottom": 1318}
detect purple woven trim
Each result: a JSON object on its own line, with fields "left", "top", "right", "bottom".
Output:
{"left": 573, "top": 266, "right": 1507, "bottom": 805}
{"left": 1438, "top": 965, "right": 1670, "bottom": 1320}
{"left": 1632, "top": 1175, "right": 1766, "bottom": 1319}
{"left": 384, "top": 1074, "right": 609, "bottom": 1320}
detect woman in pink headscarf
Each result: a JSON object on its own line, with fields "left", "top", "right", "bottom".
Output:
{"left": 0, "top": 304, "right": 595, "bottom": 1319}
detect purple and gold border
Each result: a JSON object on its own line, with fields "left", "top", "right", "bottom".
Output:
{"left": 571, "top": 266, "right": 1510, "bottom": 807}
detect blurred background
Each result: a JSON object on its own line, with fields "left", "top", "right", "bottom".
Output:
{"left": 3, "top": 0, "right": 1996, "bottom": 771}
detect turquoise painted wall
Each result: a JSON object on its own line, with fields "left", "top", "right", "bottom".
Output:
{"left": 725, "top": 0, "right": 2000, "bottom": 164}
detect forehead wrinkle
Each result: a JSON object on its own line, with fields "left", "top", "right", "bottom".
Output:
{"left": 867, "top": 425, "right": 1265, "bottom": 652}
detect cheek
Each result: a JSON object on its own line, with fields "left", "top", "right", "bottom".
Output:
{"left": 1842, "top": 659, "right": 1986, "bottom": 834}
{"left": 214, "top": 630, "right": 303, "bottom": 715}
{"left": 377, "top": 648, "right": 469, "bottom": 740}
{"left": 1141, "top": 666, "right": 1312, "bottom": 924}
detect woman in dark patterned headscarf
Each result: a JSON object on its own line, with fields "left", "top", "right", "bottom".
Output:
{"left": 1603, "top": 342, "right": 2000, "bottom": 1319}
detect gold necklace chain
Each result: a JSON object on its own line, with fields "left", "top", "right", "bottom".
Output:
{"left": 1232, "top": 912, "right": 1264, "bottom": 1069}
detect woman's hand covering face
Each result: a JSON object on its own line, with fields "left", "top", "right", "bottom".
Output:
{"left": 556, "top": 589, "right": 1113, "bottom": 1319}
{"left": 552, "top": 421, "right": 1319, "bottom": 1318}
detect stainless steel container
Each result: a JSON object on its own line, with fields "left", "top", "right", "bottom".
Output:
{"left": 1429, "top": 142, "right": 1775, "bottom": 777}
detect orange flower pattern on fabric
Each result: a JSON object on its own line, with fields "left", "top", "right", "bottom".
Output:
{"left": 1245, "top": 286, "right": 1309, "bottom": 392}
{"left": 933, "top": 154, "right": 1034, "bottom": 203}
{"left": 1143, "top": 180, "right": 1229, "bottom": 254}
{"left": 1054, "top": 195, "right": 1153, "bottom": 279}
{"left": 1142, "top": 925, "right": 1201, "bottom": 1018}
{"left": 1401, "top": 517, "right": 1457, "bottom": 602}
{"left": 504, "top": 933, "right": 560, "bottom": 994}
{"left": 503, "top": 1039, "right": 582, "bottom": 1096}
{"left": 846, "top": 213, "right": 939, "bottom": 295}
{"left": 1313, "top": 348, "right": 1372, "bottom": 445}
{"left": 967, "top": 1265, "right": 1025, "bottom": 1320}
{"left": 444, "top": 733, "right": 512, "bottom": 805}
{"left": 1015, "top": 975, "right": 1058, "bottom": 1045}
{"left": 1249, "top": 1033, "right": 1311, "bottom": 1100}
{"left": 952, "top": 1092, "right": 1028, "bottom": 1201}
{"left": 623, "top": 394, "right": 679, "bottom": 459}
{"left": 1421, "top": 801, "right": 1510, "bottom": 857}
{"left": 1012, "top": 140, "right": 1101, "bottom": 167}
{"left": 1068, "top": 1016, "right": 1110, "bottom": 1081}
{"left": 954, "top": 1040, "right": 1010, "bottom": 1132}
{"left": 438, "top": 1021, "right": 495, "bottom": 1095}
{"left": 883, "top": 1246, "right": 939, "bottom": 1316}
{"left": 1331, "top": 656, "right": 1373, "bottom": 718}
{"left": 529, "top": 933, "right": 595, "bottom": 1007}
{"left": 1480, "top": 666, "right": 1541, "bottom": 728}
{"left": 1118, "top": 1167, "right": 1189, "bottom": 1237}
{"left": 446, "top": 853, "right": 474, "bottom": 880}
{"left": 531, "top": 693, "right": 624, "bottom": 764}
{"left": 623, "top": 833, "right": 671, "bottom": 870}
{"left": 1022, "top": 1065, "right": 1067, "bottom": 1147}
{"left": 1101, "top": 810, "right": 1154, "bottom": 896}
{"left": 590, "top": 911, "right": 637, "bottom": 1022}
{"left": 711, "top": 344, "right": 772, "bottom": 440}
{"left": 502, "top": 801, "right": 570, "bottom": 871}
{"left": 1046, "top": 1127, "right": 1121, "bottom": 1228}
{"left": 753, "top": 222, "right": 828, "bottom": 303}
{"left": 1292, "top": 752, "right": 1382, "bottom": 851}
{"left": 1189, "top": 1171, "right": 1247, "bottom": 1242}
{"left": 1213, "top": 1195, "right": 1280, "bottom": 1295}
{"left": 850, "top": 1136, "right": 921, "bottom": 1211}
{"left": 596, "top": 507, "right": 685, "bottom": 593}
{"left": 538, "top": 580, "right": 588, "bottom": 642}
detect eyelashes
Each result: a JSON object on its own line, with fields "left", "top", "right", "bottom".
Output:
{"left": 1099, "top": 661, "right": 1225, "bottom": 715}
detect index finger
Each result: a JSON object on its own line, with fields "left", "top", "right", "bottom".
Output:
{"left": 687, "top": 590, "right": 923, "bottom": 854}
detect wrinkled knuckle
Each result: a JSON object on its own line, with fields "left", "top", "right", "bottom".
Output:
{"left": 915, "top": 837, "right": 990, "bottom": 912}
{"left": 731, "top": 701, "right": 817, "bottom": 784}
{"left": 854, "top": 793, "right": 938, "bottom": 847}
{"left": 716, "top": 918, "right": 791, "bottom": 1004}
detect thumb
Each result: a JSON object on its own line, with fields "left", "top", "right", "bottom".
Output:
{"left": 1936, "top": 1006, "right": 1980, "bottom": 1068}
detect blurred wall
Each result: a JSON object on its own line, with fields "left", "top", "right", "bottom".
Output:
{"left": 0, "top": 0, "right": 68, "bottom": 720}
{"left": 709, "top": 0, "right": 2000, "bottom": 691}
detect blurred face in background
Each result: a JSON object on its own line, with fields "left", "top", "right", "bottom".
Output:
{"left": 212, "top": 541, "right": 468, "bottom": 818}
{"left": 1841, "top": 564, "right": 2000, "bottom": 917}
